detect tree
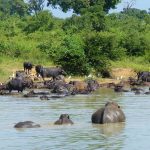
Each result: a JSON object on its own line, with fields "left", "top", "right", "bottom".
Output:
{"left": 54, "top": 35, "right": 90, "bottom": 75}
{"left": 23, "top": 11, "right": 54, "bottom": 33}
{"left": 121, "top": 8, "right": 148, "bottom": 19}
{"left": 0, "top": 0, "right": 29, "bottom": 17}
{"left": 47, "top": 0, "right": 121, "bottom": 14}
{"left": 28, "top": 0, "right": 45, "bottom": 15}
{"left": 123, "top": 0, "right": 136, "bottom": 11}
{"left": 10, "top": 0, "right": 29, "bottom": 16}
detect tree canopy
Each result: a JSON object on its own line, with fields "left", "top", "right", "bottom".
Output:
{"left": 0, "top": 0, "right": 29, "bottom": 17}
{"left": 47, "top": 0, "right": 121, "bottom": 14}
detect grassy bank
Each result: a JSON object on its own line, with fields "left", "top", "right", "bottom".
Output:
{"left": 0, "top": 56, "right": 149, "bottom": 83}
{"left": 0, "top": 56, "right": 54, "bottom": 82}
{"left": 111, "top": 57, "right": 150, "bottom": 72}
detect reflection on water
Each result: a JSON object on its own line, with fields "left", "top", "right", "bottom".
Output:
{"left": 0, "top": 88, "right": 150, "bottom": 149}
{"left": 92, "top": 122, "right": 125, "bottom": 137}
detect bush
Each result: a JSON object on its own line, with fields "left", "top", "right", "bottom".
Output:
{"left": 54, "top": 35, "right": 90, "bottom": 75}
{"left": 84, "top": 32, "right": 121, "bottom": 75}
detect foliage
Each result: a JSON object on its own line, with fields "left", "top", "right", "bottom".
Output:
{"left": 47, "top": 0, "right": 120, "bottom": 14}
{"left": 23, "top": 11, "right": 54, "bottom": 33}
{"left": 0, "top": 0, "right": 29, "bottom": 17}
{"left": 121, "top": 8, "right": 148, "bottom": 20}
{"left": 0, "top": 0, "right": 149, "bottom": 79}
{"left": 28, "top": 0, "right": 45, "bottom": 15}
{"left": 54, "top": 35, "right": 90, "bottom": 75}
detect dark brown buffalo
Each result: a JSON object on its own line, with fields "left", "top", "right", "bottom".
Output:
{"left": 91, "top": 101, "right": 125, "bottom": 124}
{"left": 7, "top": 78, "right": 26, "bottom": 93}
{"left": 23, "top": 62, "right": 33, "bottom": 74}
{"left": 7, "top": 76, "right": 33, "bottom": 93}
{"left": 54, "top": 114, "right": 74, "bottom": 125}
{"left": 35, "top": 65, "right": 43, "bottom": 77}
{"left": 36, "top": 66, "right": 66, "bottom": 80}
{"left": 114, "top": 84, "right": 129, "bottom": 92}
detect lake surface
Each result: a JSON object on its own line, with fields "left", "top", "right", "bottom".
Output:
{"left": 0, "top": 88, "right": 150, "bottom": 150}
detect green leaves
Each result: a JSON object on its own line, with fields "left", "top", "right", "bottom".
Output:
{"left": 0, "top": 0, "right": 29, "bottom": 17}
{"left": 47, "top": 0, "right": 120, "bottom": 14}
{"left": 54, "top": 35, "right": 90, "bottom": 75}
{"left": 28, "top": 0, "right": 45, "bottom": 15}
{"left": 23, "top": 11, "right": 54, "bottom": 33}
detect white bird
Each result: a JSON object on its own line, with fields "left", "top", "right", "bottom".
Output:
{"left": 68, "top": 76, "right": 71, "bottom": 79}
{"left": 88, "top": 74, "right": 93, "bottom": 78}
{"left": 120, "top": 76, "right": 123, "bottom": 79}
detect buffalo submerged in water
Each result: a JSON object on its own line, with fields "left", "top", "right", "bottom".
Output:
{"left": 14, "top": 121, "right": 41, "bottom": 128}
{"left": 91, "top": 101, "right": 126, "bottom": 124}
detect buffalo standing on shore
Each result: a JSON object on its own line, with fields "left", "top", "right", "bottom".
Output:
{"left": 23, "top": 62, "right": 33, "bottom": 74}
{"left": 7, "top": 76, "right": 33, "bottom": 93}
{"left": 35, "top": 65, "right": 66, "bottom": 80}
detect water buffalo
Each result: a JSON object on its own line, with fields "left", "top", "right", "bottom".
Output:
{"left": 14, "top": 121, "right": 40, "bottom": 128}
{"left": 23, "top": 77, "right": 33, "bottom": 88}
{"left": 52, "top": 85, "right": 70, "bottom": 95}
{"left": 40, "top": 95, "right": 67, "bottom": 100}
{"left": 54, "top": 114, "right": 74, "bottom": 125}
{"left": 40, "top": 95, "right": 50, "bottom": 100}
{"left": 36, "top": 66, "right": 66, "bottom": 80}
{"left": 128, "top": 77, "right": 143, "bottom": 86}
{"left": 91, "top": 101, "right": 126, "bottom": 124}
{"left": 114, "top": 84, "right": 129, "bottom": 92}
{"left": 51, "top": 80, "right": 76, "bottom": 95}
{"left": 86, "top": 79, "right": 100, "bottom": 92}
{"left": 69, "top": 81, "right": 90, "bottom": 94}
{"left": 23, "top": 62, "right": 33, "bottom": 74}
{"left": 137, "top": 71, "right": 150, "bottom": 82}
{"left": 7, "top": 78, "right": 27, "bottom": 93}
{"left": 35, "top": 65, "right": 43, "bottom": 77}
{"left": 16, "top": 71, "right": 27, "bottom": 78}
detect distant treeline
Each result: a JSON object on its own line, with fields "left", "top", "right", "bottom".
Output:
{"left": 0, "top": 0, "right": 150, "bottom": 75}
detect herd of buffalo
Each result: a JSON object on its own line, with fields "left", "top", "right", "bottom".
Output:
{"left": 0, "top": 62, "right": 150, "bottom": 128}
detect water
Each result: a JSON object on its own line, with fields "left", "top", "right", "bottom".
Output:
{"left": 0, "top": 88, "right": 150, "bottom": 150}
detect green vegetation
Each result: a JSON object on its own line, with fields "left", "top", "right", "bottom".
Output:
{"left": 0, "top": 0, "right": 150, "bottom": 82}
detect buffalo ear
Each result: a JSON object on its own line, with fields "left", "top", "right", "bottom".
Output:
{"left": 67, "top": 115, "right": 70, "bottom": 119}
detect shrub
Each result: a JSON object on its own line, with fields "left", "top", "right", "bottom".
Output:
{"left": 54, "top": 35, "right": 90, "bottom": 75}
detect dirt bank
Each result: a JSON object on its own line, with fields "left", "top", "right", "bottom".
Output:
{"left": 0, "top": 67, "right": 137, "bottom": 84}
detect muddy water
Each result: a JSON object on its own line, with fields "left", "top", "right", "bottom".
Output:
{"left": 0, "top": 88, "right": 150, "bottom": 150}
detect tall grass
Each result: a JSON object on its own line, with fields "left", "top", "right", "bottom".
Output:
{"left": 0, "top": 55, "right": 53, "bottom": 82}
{"left": 111, "top": 57, "right": 150, "bottom": 72}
